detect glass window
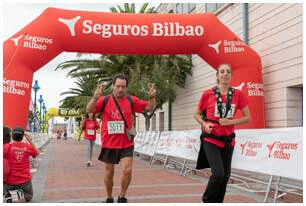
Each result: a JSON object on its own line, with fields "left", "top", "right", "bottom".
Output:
{"left": 189, "top": 3, "right": 196, "bottom": 12}
{"left": 182, "top": 3, "right": 189, "bottom": 13}
{"left": 176, "top": 3, "right": 183, "bottom": 13}
{"left": 205, "top": 3, "right": 217, "bottom": 12}
{"left": 159, "top": 112, "right": 164, "bottom": 131}
{"left": 151, "top": 114, "right": 156, "bottom": 131}
{"left": 217, "top": 3, "right": 225, "bottom": 9}
{"left": 205, "top": 3, "right": 225, "bottom": 12}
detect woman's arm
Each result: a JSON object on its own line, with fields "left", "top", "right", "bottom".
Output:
{"left": 78, "top": 120, "right": 86, "bottom": 141}
{"left": 194, "top": 109, "right": 204, "bottom": 125}
{"left": 194, "top": 109, "right": 213, "bottom": 133}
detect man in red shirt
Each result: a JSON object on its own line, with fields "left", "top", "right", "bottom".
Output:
{"left": 86, "top": 73, "right": 156, "bottom": 203}
{"left": 3, "top": 127, "right": 40, "bottom": 202}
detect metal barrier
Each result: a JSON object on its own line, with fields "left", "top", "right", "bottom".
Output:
{"left": 134, "top": 129, "right": 303, "bottom": 203}
{"left": 29, "top": 133, "right": 51, "bottom": 172}
{"left": 264, "top": 176, "right": 302, "bottom": 203}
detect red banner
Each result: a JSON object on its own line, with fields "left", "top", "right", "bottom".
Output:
{"left": 3, "top": 8, "right": 265, "bottom": 129}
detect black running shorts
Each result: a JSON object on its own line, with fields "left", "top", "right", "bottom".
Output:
{"left": 98, "top": 146, "right": 134, "bottom": 164}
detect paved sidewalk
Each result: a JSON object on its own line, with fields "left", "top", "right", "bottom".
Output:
{"left": 31, "top": 139, "right": 299, "bottom": 203}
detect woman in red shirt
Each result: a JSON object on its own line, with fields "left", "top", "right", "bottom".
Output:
{"left": 194, "top": 64, "right": 251, "bottom": 203}
{"left": 79, "top": 113, "right": 100, "bottom": 167}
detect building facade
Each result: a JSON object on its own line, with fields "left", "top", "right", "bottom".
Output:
{"left": 136, "top": 3, "right": 303, "bottom": 131}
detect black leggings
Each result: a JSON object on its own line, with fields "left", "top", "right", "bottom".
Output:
{"left": 202, "top": 141, "right": 234, "bottom": 203}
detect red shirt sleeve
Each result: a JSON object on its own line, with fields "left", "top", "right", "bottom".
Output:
{"left": 131, "top": 96, "right": 148, "bottom": 113}
{"left": 236, "top": 90, "right": 248, "bottom": 110}
{"left": 27, "top": 144, "right": 38, "bottom": 158}
{"left": 95, "top": 96, "right": 105, "bottom": 114}
{"left": 197, "top": 90, "right": 210, "bottom": 112}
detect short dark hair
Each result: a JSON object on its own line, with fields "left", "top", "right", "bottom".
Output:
{"left": 112, "top": 73, "right": 128, "bottom": 87}
{"left": 3, "top": 126, "right": 11, "bottom": 144}
{"left": 12, "top": 127, "right": 24, "bottom": 142}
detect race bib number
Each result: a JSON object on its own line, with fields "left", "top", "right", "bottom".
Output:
{"left": 87, "top": 129, "right": 95, "bottom": 135}
{"left": 107, "top": 121, "right": 125, "bottom": 134}
{"left": 214, "top": 103, "right": 236, "bottom": 118}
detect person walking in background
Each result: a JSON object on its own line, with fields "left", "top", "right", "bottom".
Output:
{"left": 78, "top": 113, "right": 100, "bottom": 167}
{"left": 3, "top": 127, "right": 40, "bottom": 202}
{"left": 194, "top": 64, "right": 251, "bottom": 203}
{"left": 63, "top": 129, "right": 68, "bottom": 140}
{"left": 56, "top": 128, "right": 62, "bottom": 140}
{"left": 86, "top": 73, "right": 156, "bottom": 203}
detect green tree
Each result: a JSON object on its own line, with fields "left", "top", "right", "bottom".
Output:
{"left": 126, "top": 54, "right": 192, "bottom": 130}
{"left": 57, "top": 3, "right": 193, "bottom": 130}
{"left": 60, "top": 74, "right": 101, "bottom": 115}
{"left": 109, "top": 3, "right": 157, "bottom": 13}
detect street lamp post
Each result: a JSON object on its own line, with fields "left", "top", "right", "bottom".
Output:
{"left": 45, "top": 106, "right": 48, "bottom": 133}
{"left": 32, "top": 80, "right": 40, "bottom": 133}
{"left": 38, "top": 95, "right": 44, "bottom": 133}
{"left": 42, "top": 102, "right": 46, "bottom": 133}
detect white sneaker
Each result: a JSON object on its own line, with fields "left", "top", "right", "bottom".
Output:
{"left": 86, "top": 161, "right": 91, "bottom": 167}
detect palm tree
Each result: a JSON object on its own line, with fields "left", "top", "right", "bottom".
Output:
{"left": 127, "top": 54, "right": 192, "bottom": 130}
{"left": 60, "top": 74, "right": 101, "bottom": 115}
{"left": 57, "top": 3, "right": 193, "bottom": 130}
{"left": 109, "top": 3, "right": 157, "bottom": 13}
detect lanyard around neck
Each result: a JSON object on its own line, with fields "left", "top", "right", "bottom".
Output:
{"left": 213, "top": 86, "right": 234, "bottom": 118}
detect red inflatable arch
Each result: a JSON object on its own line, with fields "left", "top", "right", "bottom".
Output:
{"left": 3, "top": 8, "right": 265, "bottom": 129}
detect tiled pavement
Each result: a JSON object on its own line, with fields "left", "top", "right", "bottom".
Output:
{"left": 31, "top": 139, "right": 301, "bottom": 203}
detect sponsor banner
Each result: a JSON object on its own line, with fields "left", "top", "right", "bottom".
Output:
{"left": 3, "top": 78, "right": 30, "bottom": 96}
{"left": 142, "top": 128, "right": 301, "bottom": 180}
{"left": 154, "top": 130, "right": 201, "bottom": 161}
{"left": 81, "top": 20, "right": 204, "bottom": 38}
{"left": 208, "top": 40, "right": 246, "bottom": 54}
{"left": 233, "top": 127, "right": 302, "bottom": 180}
{"left": 134, "top": 131, "right": 160, "bottom": 156}
{"left": 48, "top": 118, "right": 54, "bottom": 134}
{"left": 4, "top": 8, "right": 265, "bottom": 129}
{"left": 66, "top": 117, "right": 76, "bottom": 137}
{"left": 57, "top": 108, "right": 80, "bottom": 117}
{"left": 154, "top": 131, "right": 173, "bottom": 156}
{"left": 232, "top": 81, "right": 264, "bottom": 97}
{"left": 11, "top": 34, "right": 54, "bottom": 51}
{"left": 246, "top": 82, "right": 264, "bottom": 97}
